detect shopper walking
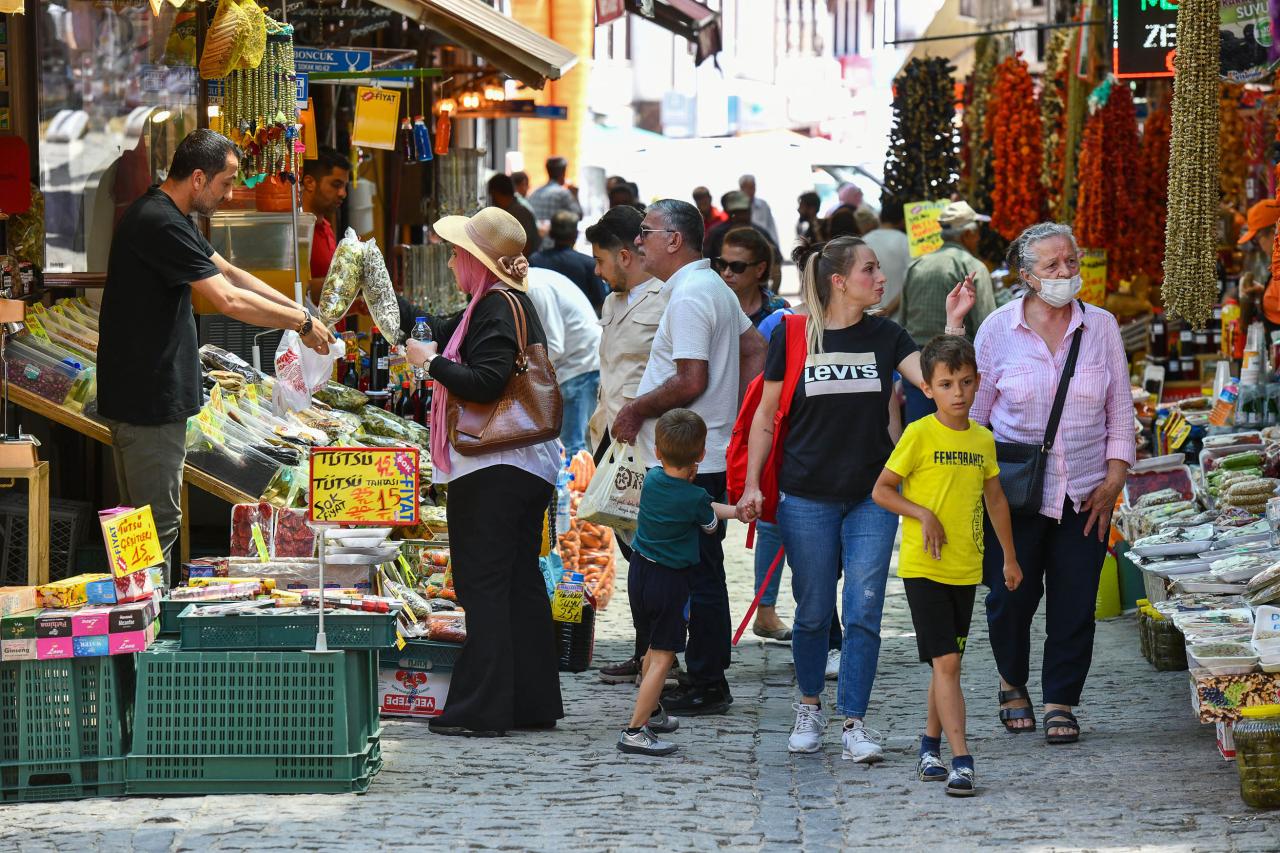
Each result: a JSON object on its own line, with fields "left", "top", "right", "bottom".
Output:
{"left": 900, "top": 201, "right": 998, "bottom": 422}
{"left": 973, "top": 222, "right": 1135, "bottom": 744}
{"left": 736, "top": 236, "right": 974, "bottom": 760}
{"left": 528, "top": 156, "right": 582, "bottom": 232}
{"left": 693, "top": 186, "right": 728, "bottom": 235}
{"left": 861, "top": 199, "right": 911, "bottom": 323}
{"left": 488, "top": 173, "right": 540, "bottom": 257}
{"left": 531, "top": 212, "right": 608, "bottom": 315}
{"left": 99, "top": 129, "right": 336, "bottom": 580}
{"left": 613, "top": 199, "right": 768, "bottom": 715}
{"left": 705, "top": 191, "right": 780, "bottom": 269}
{"left": 715, "top": 227, "right": 789, "bottom": 326}
{"left": 739, "top": 174, "right": 780, "bottom": 248}
{"left": 524, "top": 267, "right": 601, "bottom": 456}
{"left": 405, "top": 206, "right": 564, "bottom": 737}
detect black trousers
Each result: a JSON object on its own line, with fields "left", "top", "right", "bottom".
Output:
{"left": 687, "top": 471, "right": 731, "bottom": 689}
{"left": 437, "top": 464, "right": 563, "bottom": 731}
{"left": 981, "top": 497, "right": 1108, "bottom": 707}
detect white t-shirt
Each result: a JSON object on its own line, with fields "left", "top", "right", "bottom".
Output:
{"left": 525, "top": 267, "right": 601, "bottom": 384}
{"left": 862, "top": 228, "right": 911, "bottom": 323}
{"left": 635, "top": 259, "right": 753, "bottom": 472}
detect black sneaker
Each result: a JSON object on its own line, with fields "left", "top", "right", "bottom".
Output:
{"left": 598, "top": 656, "right": 641, "bottom": 685}
{"left": 661, "top": 684, "right": 732, "bottom": 716}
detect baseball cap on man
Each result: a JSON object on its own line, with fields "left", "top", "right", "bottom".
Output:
{"left": 723, "top": 191, "right": 751, "bottom": 213}
{"left": 1239, "top": 199, "right": 1280, "bottom": 245}
{"left": 938, "top": 200, "right": 990, "bottom": 228}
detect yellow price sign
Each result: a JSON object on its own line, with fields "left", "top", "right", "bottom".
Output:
{"left": 352, "top": 86, "right": 401, "bottom": 151}
{"left": 905, "top": 199, "right": 949, "bottom": 258}
{"left": 551, "top": 588, "right": 584, "bottom": 624}
{"left": 1080, "top": 249, "right": 1107, "bottom": 307}
{"left": 99, "top": 506, "right": 164, "bottom": 578}
{"left": 309, "top": 447, "right": 420, "bottom": 526}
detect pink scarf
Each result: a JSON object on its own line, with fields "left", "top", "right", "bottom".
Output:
{"left": 430, "top": 249, "right": 501, "bottom": 475}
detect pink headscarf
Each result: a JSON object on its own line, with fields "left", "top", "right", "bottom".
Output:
{"left": 430, "top": 248, "right": 501, "bottom": 475}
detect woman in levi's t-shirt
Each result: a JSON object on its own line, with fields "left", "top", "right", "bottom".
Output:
{"left": 737, "top": 236, "right": 975, "bottom": 762}
{"left": 972, "top": 222, "right": 1135, "bottom": 745}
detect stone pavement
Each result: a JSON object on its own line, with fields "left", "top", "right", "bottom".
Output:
{"left": 5, "top": 521, "right": 1280, "bottom": 852}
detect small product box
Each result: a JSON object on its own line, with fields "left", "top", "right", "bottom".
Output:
{"left": 0, "top": 587, "right": 37, "bottom": 617}
{"left": 378, "top": 667, "right": 452, "bottom": 719}
{"left": 1, "top": 609, "right": 40, "bottom": 640}
{"left": 1217, "top": 721, "right": 1237, "bottom": 760}
{"left": 35, "top": 574, "right": 110, "bottom": 609}
{"left": 35, "top": 610, "right": 74, "bottom": 639}
{"left": 85, "top": 578, "right": 118, "bottom": 606}
{"left": 72, "top": 608, "right": 111, "bottom": 637}
{"left": 108, "top": 629, "right": 150, "bottom": 655}
{"left": 113, "top": 567, "right": 155, "bottom": 605}
{"left": 109, "top": 600, "right": 156, "bottom": 634}
{"left": 36, "top": 636, "right": 74, "bottom": 660}
{"left": 1, "top": 638, "right": 36, "bottom": 661}
{"left": 72, "top": 635, "right": 110, "bottom": 657}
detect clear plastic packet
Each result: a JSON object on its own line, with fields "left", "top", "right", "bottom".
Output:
{"left": 314, "top": 381, "right": 369, "bottom": 412}
{"left": 317, "top": 228, "right": 365, "bottom": 325}
{"left": 274, "top": 508, "right": 317, "bottom": 558}
{"left": 361, "top": 238, "right": 403, "bottom": 347}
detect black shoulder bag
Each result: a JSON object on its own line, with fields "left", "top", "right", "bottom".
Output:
{"left": 995, "top": 321, "right": 1084, "bottom": 515}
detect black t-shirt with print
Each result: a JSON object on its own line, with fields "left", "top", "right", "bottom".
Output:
{"left": 764, "top": 315, "right": 918, "bottom": 502}
{"left": 98, "top": 187, "right": 220, "bottom": 425}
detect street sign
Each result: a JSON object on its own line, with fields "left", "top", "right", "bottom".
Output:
{"left": 1112, "top": 0, "right": 1178, "bottom": 80}
{"left": 295, "top": 46, "right": 373, "bottom": 75}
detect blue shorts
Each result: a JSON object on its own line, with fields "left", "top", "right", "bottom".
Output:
{"left": 628, "top": 553, "right": 690, "bottom": 653}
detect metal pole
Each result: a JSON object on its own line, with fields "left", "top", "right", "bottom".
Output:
{"left": 884, "top": 17, "right": 1103, "bottom": 47}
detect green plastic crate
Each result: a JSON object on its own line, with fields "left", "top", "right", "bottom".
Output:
{"left": 379, "top": 639, "right": 461, "bottom": 671}
{"left": 132, "top": 647, "right": 378, "bottom": 757}
{"left": 0, "top": 657, "right": 131, "bottom": 765}
{"left": 158, "top": 599, "right": 235, "bottom": 637}
{"left": 175, "top": 605, "right": 397, "bottom": 651}
{"left": 126, "top": 738, "right": 381, "bottom": 796}
{"left": 0, "top": 757, "right": 126, "bottom": 802}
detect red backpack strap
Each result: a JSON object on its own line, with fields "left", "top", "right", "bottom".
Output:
{"left": 778, "top": 313, "right": 807, "bottom": 415}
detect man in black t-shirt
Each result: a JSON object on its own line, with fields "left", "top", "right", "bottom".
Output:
{"left": 99, "top": 129, "right": 335, "bottom": 577}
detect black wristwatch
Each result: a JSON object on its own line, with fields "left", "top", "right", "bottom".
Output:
{"left": 299, "top": 313, "right": 314, "bottom": 338}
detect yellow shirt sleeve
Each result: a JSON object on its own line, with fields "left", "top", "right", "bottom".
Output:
{"left": 981, "top": 426, "right": 1000, "bottom": 480}
{"left": 885, "top": 420, "right": 920, "bottom": 479}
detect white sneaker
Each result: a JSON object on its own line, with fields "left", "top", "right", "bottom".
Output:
{"left": 841, "top": 721, "right": 884, "bottom": 763}
{"left": 824, "top": 649, "right": 841, "bottom": 680}
{"left": 787, "top": 702, "right": 827, "bottom": 753}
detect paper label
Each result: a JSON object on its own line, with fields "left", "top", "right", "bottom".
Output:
{"left": 551, "top": 588, "right": 584, "bottom": 623}
{"left": 905, "top": 199, "right": 949, "bottom": 258}
{"left": 100, "top": 506, "right": 164, "bottom": 578}
{"left": 251, "top": 523, "right": 270, "bottom": 563}
{"left": 309, "top": 447, "right": 420, "bottom": 525}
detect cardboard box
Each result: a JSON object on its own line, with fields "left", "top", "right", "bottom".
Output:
{"left": 35, "top": 610, "right": 74, "bottom": 639}
{"left": 36, "top": 636, "right": 74, "bottom": 660}
{"left": 108, "top": 630, "right": 150, "bottom": 655}
{"left": 1217, "top": 721, "right": 1237, "bottom": 760}
{"left": 113, "top": 567, "right": 154, "bottom": 605}
{"left": 109, "top": 601, "right": 152, "bottom": 633}
{"left": 72, "top": 635, "right": 109, "bottom": 657}
{"left": 35, "top": 574, "right": 110, "bottom": 609}
{"left": 1, "top": 638, "right": 35, "bottom": 661}
{"left": 0, "top": 587, "right": 36, "bottom": 617}
{"left": 378, "top": 666, "right": 451, "bottom": 718}
{"left": 72, "top": 608, "right": 111, "bottom": 637}
{"left": 1, "top": 609, "right": 39, "bottom": 640}
{"left": 85, "top": 579, "right": 117, "bottom": 606}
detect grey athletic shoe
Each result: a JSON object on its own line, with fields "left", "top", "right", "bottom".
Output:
{"left": 648, "top": 705, "right": 680, "bottom": 734}
{"left": 945, "top": 765, "right": 977, "bottom": 797}
{"left": 617, "top": 726, "right": 678, "bottom": 756}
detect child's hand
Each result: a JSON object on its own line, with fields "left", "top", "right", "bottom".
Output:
{"left": 920, "top": 511, "right": 947, "bottom": 559}
{"left": 1004, "top": 560, "right": 1023, "bottom": 591}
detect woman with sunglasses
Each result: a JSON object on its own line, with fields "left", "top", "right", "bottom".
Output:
{"left": 715, "top": 227, "right": 790, "bottom": 327}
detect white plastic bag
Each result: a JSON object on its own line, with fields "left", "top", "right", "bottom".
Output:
{"left": 576, "top": 439, "right": 645, "bottom": 532}
{"left": 272, "top": 331, "right": 345, "bottom": 415}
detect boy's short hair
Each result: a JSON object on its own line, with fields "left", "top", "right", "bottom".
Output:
{"left": 655, "top": 409, "right": 707, "bottom": 468}
{"left": 921, "top": 335, "right": 978, "bottom": 383}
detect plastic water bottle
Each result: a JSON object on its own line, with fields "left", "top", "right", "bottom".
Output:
{"left": 555, "top": 462, "right": 574, "bottom": 536}
{"left": 411, "top": 317, "right": 433, "bottom": 380}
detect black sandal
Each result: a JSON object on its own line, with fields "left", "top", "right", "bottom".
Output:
{"left": 1043, "top": 709, "right": 1080, "bottom": 744}
{"left": 998, "top": 686, "right": 1037, "bottom": 733}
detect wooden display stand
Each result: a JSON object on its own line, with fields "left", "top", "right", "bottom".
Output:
{"left": 0, "top": 459, "right": 49, "bottom": 585}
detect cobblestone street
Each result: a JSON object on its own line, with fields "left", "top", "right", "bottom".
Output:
{"left": 6, "top": 522, "right": 1280, "bottom": 852}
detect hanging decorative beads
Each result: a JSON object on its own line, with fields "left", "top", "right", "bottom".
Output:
{"left": 217, "top": 18, "right": 300, "bottom": 186}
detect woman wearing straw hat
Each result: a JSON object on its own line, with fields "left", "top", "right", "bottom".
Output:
{"left": 406, "top": 207, "right": 565, "bottom": 737}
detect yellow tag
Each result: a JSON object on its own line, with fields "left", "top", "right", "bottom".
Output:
{"left": 251, "top": 523, "right": 270, "bottom": 563}
{"left": 100, "top": 506, "right": 164, "bottom": 577}
{"left": 395, "top": 630, "right": 406, "bottom": 650}
{"left": 25, "top": 316, "right": 50, "bottom": 342}
{"left": 351, "top": 86, "right": 402, "bottom": 150}
{"left": 245, "top": 384, "right": 259, "bottom": 404}
{"left": 210, "top": 384, "right": 225, "bottom": 413}
{"left": 551, "top": 589, "right": 584, "bottom": 624}
{"left": 28, "top": 302, "right": 45, "bottom": 316}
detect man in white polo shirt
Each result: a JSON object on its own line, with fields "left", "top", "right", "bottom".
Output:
{"left": 524, "top": 266, "right": 601, "bottom": 456}
{"left": 613, "top": 198, "right": 767, "bottom": 716}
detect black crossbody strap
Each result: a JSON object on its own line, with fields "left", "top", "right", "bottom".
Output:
{"left": 1042, "top": 303, "right": 1085, "bottom": 453}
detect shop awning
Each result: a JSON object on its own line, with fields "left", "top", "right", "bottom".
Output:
{"left": 627, "top": 0, "right": 722, "bottom": 65}
{"left": 370, "top": 0, "right": 578, "bottom": 89}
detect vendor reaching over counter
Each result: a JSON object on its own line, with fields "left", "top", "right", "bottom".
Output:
{"left": 97, "top": 129, "right": 336, "bottom": 579}
{"left": 303, "top": 146, "right": 351, "bottom": 302}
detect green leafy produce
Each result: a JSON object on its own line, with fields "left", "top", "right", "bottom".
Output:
{"left": 317, "top": 228, "right": 365, "bottom": 325}
{"left": 314, "top": 382, "right": 368, "bottom": 412}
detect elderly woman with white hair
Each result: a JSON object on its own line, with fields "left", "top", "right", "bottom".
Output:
{"left": 972, "top": 222, "right": 1135, "bottom": 746}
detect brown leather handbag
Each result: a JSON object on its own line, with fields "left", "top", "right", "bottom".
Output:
{"left": 447, "top": 289, "right": 563, "bottom": 456}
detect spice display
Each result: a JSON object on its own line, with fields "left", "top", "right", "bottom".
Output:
{"left": 988, "top": 54, "right": 1045, "bottom": 241}
{"left": 1074, "top": 82, "right": 1143, "bottom": 290}
{"left": 1040, "top": 31, "right": 1071, "bottom": 221}
{"left": 1162, "top": 0, "right": 1221, "bottom": 327}
{"left": 1140, "top": 96, "right": 1172, "bottom": 283}
{"left": 883, "top": 57, "right": 959, "bottom": 208}
{"left": 961, "top": 36, "right": 999, "bottom": 209}
{"left": 1220, "top": 83, "right": 1247, "bottom": 209}
{"left": 317, "top": 229, "right": 365, "bottom": 325}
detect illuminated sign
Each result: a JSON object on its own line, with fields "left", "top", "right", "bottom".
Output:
{"left": 1112, "top": 0, "right": 1179, "bottom": 80}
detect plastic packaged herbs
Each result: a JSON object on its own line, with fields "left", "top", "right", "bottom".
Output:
{"left": 361, "top": 238, "right": 403, "bottom": 347}
{"left": 318, "top": 228, "right": 365, "bottom": 325}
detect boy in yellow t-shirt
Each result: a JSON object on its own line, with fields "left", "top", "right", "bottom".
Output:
{"left": 873, "top": 335, "right": 1021, "bottom": 798}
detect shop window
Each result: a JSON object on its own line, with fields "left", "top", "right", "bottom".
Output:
{"left": 36, "top": 1, "right": 201, "bottom": 274}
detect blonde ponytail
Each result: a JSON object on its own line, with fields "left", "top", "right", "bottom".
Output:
{"left": 801, "top": 252, "right": 827, "bottom": 355}
{"left": 793, "top": 235, "right": 866, "bottom": 357}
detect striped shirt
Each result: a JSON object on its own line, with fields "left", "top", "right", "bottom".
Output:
{"left": 972, "top": 298, "right": 1135, "bottom": 521}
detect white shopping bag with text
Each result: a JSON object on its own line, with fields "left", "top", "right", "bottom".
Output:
{"left": 576, "top": 439, "right": 645, "bottom": 533}
{"left": 272, "top": 331, "right": 344, "bottom": 415}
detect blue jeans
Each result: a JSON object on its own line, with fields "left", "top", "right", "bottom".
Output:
{"left": 558, "top": 370, "right": 599, "bottom": 456}
{"left": 776, "top": 492, "right": 899, "bottom": 718}
{"left": 754, "top": 520, "right": 842, "bottom": 651}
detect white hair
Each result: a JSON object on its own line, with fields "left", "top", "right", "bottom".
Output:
{"left": 1016, "top": 222, "right": 1079, "bottom": 277}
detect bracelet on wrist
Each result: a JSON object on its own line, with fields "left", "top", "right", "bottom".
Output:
{"left": 944, "top": 325, "right": 966, "bottom": 336}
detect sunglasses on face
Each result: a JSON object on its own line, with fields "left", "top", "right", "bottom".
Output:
{"left": 711, "top": 257, "right": 764, "bottom": 274}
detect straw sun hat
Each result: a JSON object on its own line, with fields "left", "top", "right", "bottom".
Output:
{"left": 433, "top": 207, "right": 530, "bottom": 291}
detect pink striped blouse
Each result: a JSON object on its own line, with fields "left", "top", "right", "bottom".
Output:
{"left": 972, "top": 298, "right": 1135, "bottom": 521}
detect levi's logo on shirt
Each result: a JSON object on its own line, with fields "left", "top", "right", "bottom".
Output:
{"left": 803, "top": 353, "right": 879, "bottom": 396}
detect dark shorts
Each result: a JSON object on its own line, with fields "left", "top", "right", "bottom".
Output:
{"left": 902, "top": 577, "right": 976, "bottom": 663}
{"left": 628, "top": 553, "right": 691, "bottom": 654}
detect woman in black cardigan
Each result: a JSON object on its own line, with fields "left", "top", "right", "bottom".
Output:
{"left": 406, "top": 207, "right": 564, "bottom": 737}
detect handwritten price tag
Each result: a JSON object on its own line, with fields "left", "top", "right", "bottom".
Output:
{"left": 551, "top": 589, "right": 584, "bottom": 624}
{"left": 309, "top": 447, "right": 419, "bottom": 526}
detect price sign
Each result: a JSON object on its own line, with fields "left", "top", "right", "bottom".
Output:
{"left": 352, "top": 86, "right": 401, "bottom": 151}
{"left": 904, "top": 199, "right": 949, "bottom": 258}
{"left": 1080, "top": 249, "right": 1107, "bottom": 306}
{"left": 1112, "top": 0, "right": 1179, "bottom": 80}
{"left": 309, "top": 447, "right": 419, "bottom": 526}
{"left": 551, "top": 588, "right": 585, "bottom": 623}
{"left": 99, "top": 506, "right": 164, "bottom": 578}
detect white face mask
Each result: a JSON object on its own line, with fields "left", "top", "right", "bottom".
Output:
{"left": 1030, "top": 272, "right": 1082, "bottom": 308}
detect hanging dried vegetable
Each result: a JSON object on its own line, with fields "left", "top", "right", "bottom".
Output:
{"left": 1163, "top": 0, "right": 1222, "bottom": 327}
{"left": 217, "top": 19, "right": 302, "bottom": 184}
{"left": 1040, "top": 30, "right": 1071, "bottom": 220}
{"left": 1061, "top": 1, "right": 1100, "bottom": 226}
{"left": 1074, "top": 81, "right": 1143, "bottom": 289}
{"left": 1219, "top": 83, "right": 1247, "bottom": 209}
{"left": 1140, "top": 95, "right": 1172, "bottom": 283}
{"left": 961, "top": 36, "right": 1000, "bottom": 208}
{"left": 988, "top": 53, "right": 1045, "bottom": 241}
{"left": 883, "top": 57, "right": 959, "bottom": 208}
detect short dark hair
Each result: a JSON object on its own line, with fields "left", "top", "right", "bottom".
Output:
{"left": 798, "top": 191, "right": 820, "bottom": 209}
{"left": 546, "top": 156, "right": 568, "bottom": 180}
{"left": 920, "top": 335, "right": 978, "bottom": 383}
{"left": 585, "top": 205, "right": 643, "bottom": 251}
{"left": 692, "top": 186, "right": 711, "bottom": 201}
{"left": 512, "top": 170, "right": 529, "bottom": 187}
{"left": 879, "top": 198, "right": 905, "bottom": 226}
{"left": 649, "top": 199, "right": 704, "bottom": 253}
{"left": 826, "top": 205, "right": 859, "bottom": 239}
{"left": 302, "top": 146, "right": 351, "bottom": 182}
{"left": 655, "top": 408, "right": 707, "bottom": 468}
{"left": 487, "top": 173, "right": 515, "bottom": 196}
{"left": 169, "top": 129, "right": 240, "bottom": 181}
{"left": 550, "top": 211, "right": 579, "bottom": 242}
{"left": 722, "top": 226, "right": 773, "bottom": 275}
